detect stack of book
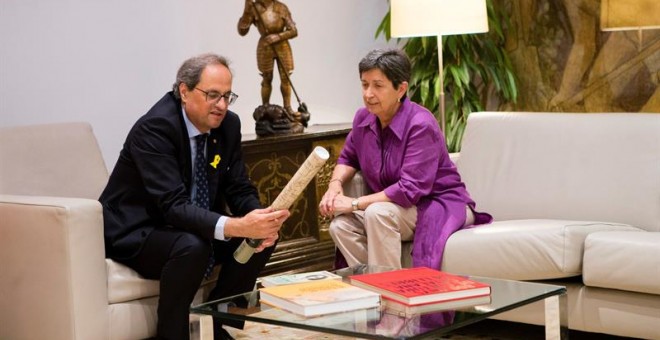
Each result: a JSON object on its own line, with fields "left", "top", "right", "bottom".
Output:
{"left": 349, "top": 267, "right": 491, "bottom": 316}
{"left": 259, "top": 279, "right": 380, "bottom": 317}
{"left": 258, "top": 267, "right": 491, "bottom": 318}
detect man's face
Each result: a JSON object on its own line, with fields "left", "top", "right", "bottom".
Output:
{"left": 180, "top": 64, "right": 232, "bottom": 133}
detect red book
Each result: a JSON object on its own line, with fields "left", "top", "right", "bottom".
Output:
{"left": 349, "top": 267, "right": 490, "bottom": 306}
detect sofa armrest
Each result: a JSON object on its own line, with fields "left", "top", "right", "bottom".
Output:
{"left": 0, "top": 195, "right": 108, "bottom": 340}
{"left": 342, "top": 172, "right": 372, "bottom": 198}
{"left": 449, "top": 152, "right": 460, "bottom": 164}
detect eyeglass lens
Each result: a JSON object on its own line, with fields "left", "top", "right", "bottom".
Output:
{"left": 196, "top": 88, "right": 238, "bottom": 105}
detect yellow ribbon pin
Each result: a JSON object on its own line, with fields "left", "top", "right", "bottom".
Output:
{"left": 210, "top": 155, "right": 221, "bottom": 169}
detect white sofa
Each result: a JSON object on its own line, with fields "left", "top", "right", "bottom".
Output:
{"left": 438, "top": 112, "right": 660, "bottom": 339}
{"left": 0, "top": 122, "right": 218, "bottom": 340}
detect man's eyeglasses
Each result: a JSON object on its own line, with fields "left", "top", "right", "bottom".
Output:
{"left": 195, "top": 88, "right": 239, "bottom": 106}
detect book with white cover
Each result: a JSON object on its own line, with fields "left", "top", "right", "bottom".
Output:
{"left": 261, "top": 271, "right": 342, "bottom": 287}
{"left": 259, "top": 280, "right": 381, "bottom": 317}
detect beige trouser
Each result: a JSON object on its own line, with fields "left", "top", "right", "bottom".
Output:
{"left": 329, "top": 203, "right": 475, "bottom": 269}
{"left": 329, "top": 202, "right": 417, "bottom": 269}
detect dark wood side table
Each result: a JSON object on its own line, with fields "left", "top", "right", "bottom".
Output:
{"left": 241, "top": 123, "right": 352, "bottom": 276}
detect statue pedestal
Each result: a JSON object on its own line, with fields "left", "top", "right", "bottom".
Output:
{"left": 241, "top": 123, "right": 352, "bottom": 275}
{"left": 252, "top": 104, "right": 310, "bottom": 137}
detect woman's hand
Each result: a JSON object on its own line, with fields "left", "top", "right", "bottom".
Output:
{"left": 328, "top": 194, "right": 355, "bottom": 216}
{"left": 319, "top": 181, "right": 344, "bottom": 217}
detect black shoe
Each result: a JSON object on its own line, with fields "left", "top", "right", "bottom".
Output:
{"left": 214, "top": 326, "right": 235, "bottom": 340}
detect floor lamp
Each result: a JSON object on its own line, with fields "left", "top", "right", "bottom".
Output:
{"left": 390, "top": 0, "right": 489, "bottom": 135}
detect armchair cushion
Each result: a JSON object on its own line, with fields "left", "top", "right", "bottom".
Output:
{"left": 107, "top": 259, "right": 160, "bottom": 304}
{"left": 107, "top": 259, "right": 221, "bottom": 304}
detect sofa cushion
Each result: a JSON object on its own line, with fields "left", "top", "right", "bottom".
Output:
{"left": 442, "top": 220, "right": 640, "bottom": 280}
{"left": 457, "top": 112, "right": 660, "bottom": 233}
{"left": 583, "top": 231, "right": 660, "bottom": 295}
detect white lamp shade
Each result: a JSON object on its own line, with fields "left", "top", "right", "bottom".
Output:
{"left": 600, "top": 0, "right": 660, "bottom": 31}
{"left": 391, "top": 0, "right": 489, "bottom": 38}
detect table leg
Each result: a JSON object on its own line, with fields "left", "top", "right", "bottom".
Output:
{"left": 190, "top": 314, "right": 214, "bottom": 340}
{"left": 544, "top": 293, "right": 568, "bottom": 339}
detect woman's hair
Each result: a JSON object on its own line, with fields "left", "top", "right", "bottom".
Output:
{"left": 172, "top": 53, "right": 231, "bottom": 99}
{"left": 358, "top": 48, "right": 411, "bottom": 89}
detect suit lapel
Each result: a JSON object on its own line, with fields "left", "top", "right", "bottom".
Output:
{"left": 178, "top": 108, "right": 193, "bottom": 191}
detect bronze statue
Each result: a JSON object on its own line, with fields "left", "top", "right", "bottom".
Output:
{"left": 238, "top": 0, "right": 309, "bottom": 136}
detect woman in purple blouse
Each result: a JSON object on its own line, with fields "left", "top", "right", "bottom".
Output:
{"left": 319, "top": 49, "right": 491, "bottom": 270}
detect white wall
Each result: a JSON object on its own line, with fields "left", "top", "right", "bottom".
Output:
{"left": 0, "top": 0, "right": 394, "bottom": 169}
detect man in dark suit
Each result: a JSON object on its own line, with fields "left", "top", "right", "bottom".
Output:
{"left": 100, "top": 53, "right": 290, "bottom": 340}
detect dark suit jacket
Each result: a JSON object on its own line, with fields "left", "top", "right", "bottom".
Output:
{"left": 100, "top": 92, "right": 260, "bottom": 260}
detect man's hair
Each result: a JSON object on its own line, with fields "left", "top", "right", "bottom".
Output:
{"left": 358, "top": 48, "right": 411, "bottom": 89}
{"left": 172, "top": 53, "right": 231, "bottom": 99}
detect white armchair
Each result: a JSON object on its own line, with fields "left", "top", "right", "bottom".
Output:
{"left": 0, "top": 122, "right": 216, "bottom": 340}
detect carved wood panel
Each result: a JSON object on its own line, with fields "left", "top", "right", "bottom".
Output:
{"left": 241, "top": 124, "right": 350, "bottom": 276}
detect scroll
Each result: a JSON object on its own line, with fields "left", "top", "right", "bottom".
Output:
{"left": 233, "top": 146, "right": 330, "bottom": 263}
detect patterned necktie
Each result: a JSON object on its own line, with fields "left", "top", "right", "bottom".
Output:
{"left": 194, "top": 134, "right": 210, "bottom": 210}
{"left": 194, "top": 134, "right": 215, "bottom": 278}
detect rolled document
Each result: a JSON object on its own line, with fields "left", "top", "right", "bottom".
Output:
{"left": 233, "top": 146, "right": 330, "bottom": 264}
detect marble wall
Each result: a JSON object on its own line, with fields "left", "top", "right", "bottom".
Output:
{"left": 500, "top": 0, "right": 659, "bottom": 113}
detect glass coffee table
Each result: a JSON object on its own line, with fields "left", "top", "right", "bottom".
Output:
{"left": 190, "top": 265, "right": 567, "bottom": 339}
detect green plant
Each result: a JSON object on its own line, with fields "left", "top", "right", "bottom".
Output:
{"left": 376, "top": 0, "right": 517, "bottom": 152}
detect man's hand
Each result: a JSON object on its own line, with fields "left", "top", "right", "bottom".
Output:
{"left": 255, "top": 233, "right": 279, "bottom": 253}
{"left": 225, "top": 207, "right": 290, "bottom": 243}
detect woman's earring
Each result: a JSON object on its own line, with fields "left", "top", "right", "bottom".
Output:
{"left": 398, "top": 97, "right": 401, "bottom": 103}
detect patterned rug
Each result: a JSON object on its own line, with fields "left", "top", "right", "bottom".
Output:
{"left": 224, "top": 319, "right": 538, "bottom": 340}
{"left": 225, "top": 319, "right": 635, "bottom": 340}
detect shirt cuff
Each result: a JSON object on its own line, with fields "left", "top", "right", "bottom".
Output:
{"left": 214, "top": 215, "right": 230, "bottom": 241}
{"left": 384, "top": 185, "right": 414, "bottom": 208}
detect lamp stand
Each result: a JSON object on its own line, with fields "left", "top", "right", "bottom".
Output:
{"left": 437, "top": 34, "right": 446, "bottom": 135}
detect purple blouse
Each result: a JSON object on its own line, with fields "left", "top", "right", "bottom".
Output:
{"left": 338, "top": 98, "right": 492, "bottom": 269}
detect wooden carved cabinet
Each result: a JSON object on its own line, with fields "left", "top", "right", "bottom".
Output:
{"left": 241, "top": 124, "right": 351, "bottom": 276}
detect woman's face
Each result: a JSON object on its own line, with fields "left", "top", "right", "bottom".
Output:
{"left": 360, "top": 68, "right": 407, "bottom": 122}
